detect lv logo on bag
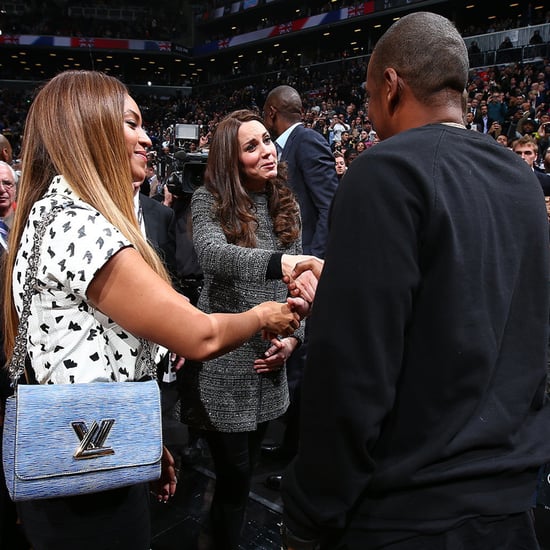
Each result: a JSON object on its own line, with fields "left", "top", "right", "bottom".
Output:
{"left": 72, "top": 419, "right": 116, "bottom": 459}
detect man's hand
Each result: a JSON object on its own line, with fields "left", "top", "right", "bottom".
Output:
{"left": 284, "top": 258, "right": 324, "bottom": 303}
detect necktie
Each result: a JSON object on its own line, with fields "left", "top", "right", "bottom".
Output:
{"left": 0, "top": 219, "right": 9, "bottom": 251}
{"left": 0, "top": 219, "right": 9, "bottom": 239}
{"left": 275, "top": 142, "right": 283, "bottom": 160}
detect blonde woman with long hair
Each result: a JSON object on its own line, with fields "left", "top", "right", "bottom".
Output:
{"left": 1, "top": 70, "right": 299, "bottom": 550}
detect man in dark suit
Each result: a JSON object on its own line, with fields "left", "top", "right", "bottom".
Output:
{"left": 261, "top": 85, "right": 338, "bottom": 488}
{"left": 133, "top": 183, "right": 190, "bottom": 459}
{"left": 263, "top": 85, "right": 338, "bottom": 259}
{"left": 475, "top": 104, "right": 495, "bottom": 134}
{"left": 139, "top": 191, "right": 177, "bottom": 280}
{"left": 139, "top": 184, "right": 206, "bottom": 463}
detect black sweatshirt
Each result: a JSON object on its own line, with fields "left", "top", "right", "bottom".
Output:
{"left": 282, "top": 124, "right": 550, "bottom": 544}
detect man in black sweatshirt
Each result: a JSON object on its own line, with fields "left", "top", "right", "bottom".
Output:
{"left": 280, "top": 12, "right": 550, "bottom": 550}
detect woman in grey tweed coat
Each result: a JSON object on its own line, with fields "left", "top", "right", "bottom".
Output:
{"left": 180, "top": 110, "right": 309, "bottom": 549}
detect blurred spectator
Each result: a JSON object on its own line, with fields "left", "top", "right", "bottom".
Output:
{"left": 0, "top": 135, "right": 12, "bottom": 165}
{"left": 496, "top": 133, "right": 511, "bottom": 147}
{"left": 334, "top": 151, "right": 347, "bottom": 180}
{"left": 512, "top": 134, "right": 550, "bottom": 196}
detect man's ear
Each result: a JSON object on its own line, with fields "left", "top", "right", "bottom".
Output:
{"left": 384, "top": 68, "right": 402, "bottom": 115}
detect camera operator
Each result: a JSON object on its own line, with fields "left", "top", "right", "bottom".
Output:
{"left": 159, "top": 145, "right": 207, "bottom": 464}
{"left": 164, "top": 149, "right": 206, "bottom": 304}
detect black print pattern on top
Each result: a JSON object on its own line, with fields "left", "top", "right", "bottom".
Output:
{"left": 12, "top": 175, "right": 156, "bottom": 384}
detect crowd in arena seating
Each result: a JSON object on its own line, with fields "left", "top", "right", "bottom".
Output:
{"left": 2, "top": 55, "right": 550, "bottom": 185}
{"left": 0, "top": 1, "right": 184, "bottom": 42}
{"left": 2, "top": 1, "right": 549, "bottom": 45}
{"left": 1, "top": 2, "right": 550, "bottom": 180}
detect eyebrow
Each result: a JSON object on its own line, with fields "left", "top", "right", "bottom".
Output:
{"left": 124, "top": 109, "right": 141, "bottom": 121}
{"left": 241, "top": 136, "right": 259, "bottom": 148}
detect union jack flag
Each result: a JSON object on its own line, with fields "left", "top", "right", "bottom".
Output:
{"left": 218, "top": 38, "right": 230, "bottom": 48}
{"left": 277, "top": 22, "right": 292, "bottom": 35}
{"left": 0, "top": 35, "right": 20, "bottom": 44}
{"left": 158, "top": 41, "right": 171, "bottom": 51}
{"left": 78, "top": 37, "right": 95, "bottom": 48}
{"left": 347, "top": 5, "right": 364, "bottom": 18}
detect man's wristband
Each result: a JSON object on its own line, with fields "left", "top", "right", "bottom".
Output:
{"left": 280, "top": 523, "right": 320, "bottom": 550}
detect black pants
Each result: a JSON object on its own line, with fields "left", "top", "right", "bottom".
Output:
{"left": 204, "top": 422, "right": 269, "bottom": 550}
{"left": 322, "top": 511, "right": 540, "bottom": 550}
{"left": 281, "top": 338, "right": 307, "bottom": 456}
{"left": 0, "top": 428, "right": 28, "bottom": 550}
{"left": 17, "top": 483, "right": 151, "bottom": 550}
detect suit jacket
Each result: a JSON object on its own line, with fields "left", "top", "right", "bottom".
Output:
{"left": 280, "top": 124, "right": 339, "bottom": 258}
{"left": 139, "top": 193, "right": 177, "bottom": 280}
{"left": 475, "top": 115, "right": 495, "bottom": 134}
{"left": 535, "top": 169, "right": 550, "bottom": 196}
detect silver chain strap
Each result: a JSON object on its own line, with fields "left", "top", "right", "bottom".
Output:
{"left": 8, "top": 205, "right": 156, "bottom": 386}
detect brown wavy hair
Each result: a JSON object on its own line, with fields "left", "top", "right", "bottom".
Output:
{"left": 203, "top": 109, "right": 300, "bottom": 248}
{"left": 2, "top": 70, "right": 169, "bottom": 358}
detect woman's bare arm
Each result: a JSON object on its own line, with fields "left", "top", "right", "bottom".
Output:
{"left": 87, "top": 247, "right": 299, "bottom": 361}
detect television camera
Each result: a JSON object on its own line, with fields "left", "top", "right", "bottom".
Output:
{"left": 165, "top": 150, "right": 208, "bottom": 196}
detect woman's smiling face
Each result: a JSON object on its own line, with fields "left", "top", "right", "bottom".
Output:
{"left": 123, "top": 94, "right": 152, "bottom": 183}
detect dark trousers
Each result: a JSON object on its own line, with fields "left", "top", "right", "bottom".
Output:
{"left": 204, "top": 422, "right": 269, "bottom": 550}
{"left": 17, "top": 483, "right": 151, "bottom": 550}
{"left": 283, "top": 343, "right": 306, "bottom": 453}
{"left": 322, "top": 511, "right": 540, "bottom": 550}
{"left": 0, "top": 430, "right": 28, "bottom": 550}
{"left": 280, "top": 324, "right": 309, "bottom": 457}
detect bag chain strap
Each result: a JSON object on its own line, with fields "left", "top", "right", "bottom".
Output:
{"left": 8, "top": 206, "right": 156, "bottom": 386}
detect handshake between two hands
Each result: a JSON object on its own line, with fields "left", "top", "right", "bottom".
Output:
{"left": 257, "top": 256, "right": 324, "bottom": 374}
{"left": 284, "top": 256, "right": 324, "bottom": 320}
{"left": 261, "top": 256, "right": 325, "bottom": 343}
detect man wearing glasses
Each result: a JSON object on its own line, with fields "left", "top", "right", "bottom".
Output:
{"left": 0, "top": 161, "right": 17, "bottom": 251}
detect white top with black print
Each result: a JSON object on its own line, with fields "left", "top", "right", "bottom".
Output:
{"left": 13, "top": 175, "right": 153, "bottom": 384}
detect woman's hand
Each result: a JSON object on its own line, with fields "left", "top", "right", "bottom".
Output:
{"left": 150, "top": 446, "right": 177, "bottom": 503}
{"left": 254, "top": 336, "right": 299, "bottom": 374}
{"left": 254, "top": 301, "right": 300, "bottom": 337}
{"left": 287, "top": 296, "right": 312, "bottom": 320}
{"left": 281, "top": 254, "right": 319, "bottom": 279}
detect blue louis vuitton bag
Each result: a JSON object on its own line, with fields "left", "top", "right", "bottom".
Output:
{"left": 3, "top": 380, "right": 162, "bottom": 501}
{"left": 2, "top": 207, "right": 162, "bottom": 501}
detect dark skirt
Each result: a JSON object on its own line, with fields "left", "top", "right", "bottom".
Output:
{"left": 17, "top": 482, "right": 151, "bottom": 550}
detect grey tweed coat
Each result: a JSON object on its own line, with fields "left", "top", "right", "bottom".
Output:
{"left": 179, "top": 186, "right": 304, "bottom": 432}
